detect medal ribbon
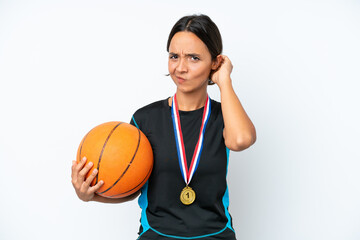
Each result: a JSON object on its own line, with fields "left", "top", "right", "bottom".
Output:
{"left": 171, "top": 94, "right": 211, "bottom": 185}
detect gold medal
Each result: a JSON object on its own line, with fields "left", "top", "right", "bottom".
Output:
{"left": 180, "top": 186, "right": 196, "bottom": 205}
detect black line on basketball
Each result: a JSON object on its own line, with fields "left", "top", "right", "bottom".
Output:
{"left": 95, "top": 122, "right": 123, "bottom": 184}
{"left": 108, "top": 163, "right": 152, "bottom": 198}
{"left": 98, "top": 127, "right": 141, "bottom": 194}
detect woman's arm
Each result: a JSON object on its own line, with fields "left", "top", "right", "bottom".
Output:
{"left": 91, "top": 190, "right": 140, "bottom": 203}
{"left": 211, "top": 55, "right": 256, "bottom": 151}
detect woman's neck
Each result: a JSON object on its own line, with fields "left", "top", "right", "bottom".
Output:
{"left": 169, "top": 89, "right": 208, "bottom": 111}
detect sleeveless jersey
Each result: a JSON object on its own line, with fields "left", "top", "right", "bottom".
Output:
{"left": 130, "top": 97, "right": 236, "bottom": 240}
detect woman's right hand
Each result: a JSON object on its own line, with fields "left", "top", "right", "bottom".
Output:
{"left": 71, "top": 157, "right": 104, "bottom": 202}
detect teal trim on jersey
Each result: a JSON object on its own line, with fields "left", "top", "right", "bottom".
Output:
{"left": 222, "top": 186, "right": 234, "bottom": 231}
{"left": 132, "top": 116, "right": 139, "bottom": 129}
{"left": 222, "top": 147, "right": 235, "bottom": 231}
{"left": 138, "top": 182, "right": 150, "bottom": 237}
{"left": 134, "top": 115, "right": 147, "bottom": 239}
{"left": 149, "top": 225, "right": 229, "bottom": 239}
{"left": 134, "top": 115, "right": 150, "bottom": 239}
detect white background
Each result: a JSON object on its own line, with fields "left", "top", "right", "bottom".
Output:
{"left": 1, "top": 0, "right": 359, "bottom": 239}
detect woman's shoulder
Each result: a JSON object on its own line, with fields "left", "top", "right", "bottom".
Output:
{"left": 210, "top": 98, "right": 222, "bottom": 114}
{"left": 132, "top": 97, "right": 169, "bottom": 117}
{"left": 131, "top": 98, "right": 169, "bottom": 130}
{"left": 210, "top": 98, "right": 221, "bottom": 108}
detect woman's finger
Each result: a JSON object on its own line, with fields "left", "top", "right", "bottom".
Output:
{"left": 75, "top": 157, "right": 87, "bottom": 173}
{"left": 89, "top": 180, "right": 104, "bottom": 194}
{"left": 78, "top": 161, "right": 94, "bottom": 182}
{"left": 84, "top": 168, "right": 99, "bottom": 187}
{"left": 71, "top": 160, "right": 77, "bottom": 179}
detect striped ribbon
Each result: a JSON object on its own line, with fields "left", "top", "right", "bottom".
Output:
{"left": 171, "top": 94, "right": 211, "bottom": 185}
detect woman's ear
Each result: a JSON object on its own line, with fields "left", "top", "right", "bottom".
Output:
{"left": 211, "top": 55, "right": 223, "bottom": 70}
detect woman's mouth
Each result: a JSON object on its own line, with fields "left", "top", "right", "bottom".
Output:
{"left": 176, "top": 76, "right": 186, "bottom": 83}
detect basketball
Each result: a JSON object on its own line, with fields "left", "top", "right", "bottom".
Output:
{"left": 76, "top": 121, "right": 153, "bottom": 198}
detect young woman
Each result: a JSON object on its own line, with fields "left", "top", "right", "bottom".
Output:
{"left": 72, "top": 14, "right": 256, "bottom": 240}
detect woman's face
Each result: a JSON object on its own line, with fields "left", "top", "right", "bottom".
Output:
{"left": 168, "top": 31, "right": 216, "bottom": 94}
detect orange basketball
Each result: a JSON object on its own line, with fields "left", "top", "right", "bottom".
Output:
{"left": 76, "top": 121, "right": 153, "bottom": 198}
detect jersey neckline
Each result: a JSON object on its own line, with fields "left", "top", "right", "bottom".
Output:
{"left": 164, "top": 97, "right": 205, "bottom": 114}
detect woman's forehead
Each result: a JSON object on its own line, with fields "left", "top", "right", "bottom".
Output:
{"left": 168, "top": 32, "right": 209, "bottom": 55}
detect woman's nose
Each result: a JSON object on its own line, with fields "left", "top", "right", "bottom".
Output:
{"left": 176, "top": 58, "right": 187, "bottom": 72}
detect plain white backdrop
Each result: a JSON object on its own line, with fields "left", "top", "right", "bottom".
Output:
{"left": 0, "top": 0, "right": 359, "bottom": 239}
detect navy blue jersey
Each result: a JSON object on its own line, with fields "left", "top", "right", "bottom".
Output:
{"left": 130, "top": 97, "right": 236, "bottom": 240}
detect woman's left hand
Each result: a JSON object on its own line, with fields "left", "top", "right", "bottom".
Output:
{"left": 210, "top": 55, "right": 233, "bottom": 88}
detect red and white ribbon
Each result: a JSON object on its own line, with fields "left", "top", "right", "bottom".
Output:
{"left": 171, "top": 94, "right": 211, "bottom": 185}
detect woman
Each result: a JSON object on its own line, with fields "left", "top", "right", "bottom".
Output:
{"left": 72, "top": 14, "right": 256, "bottom": 239}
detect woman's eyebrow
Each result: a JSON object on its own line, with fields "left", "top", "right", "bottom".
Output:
{"left": 186, "top": 53, "right": 201, "bottom": 57}
{"left": 169, "top": 52, "right": 201, "bottom": 57}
